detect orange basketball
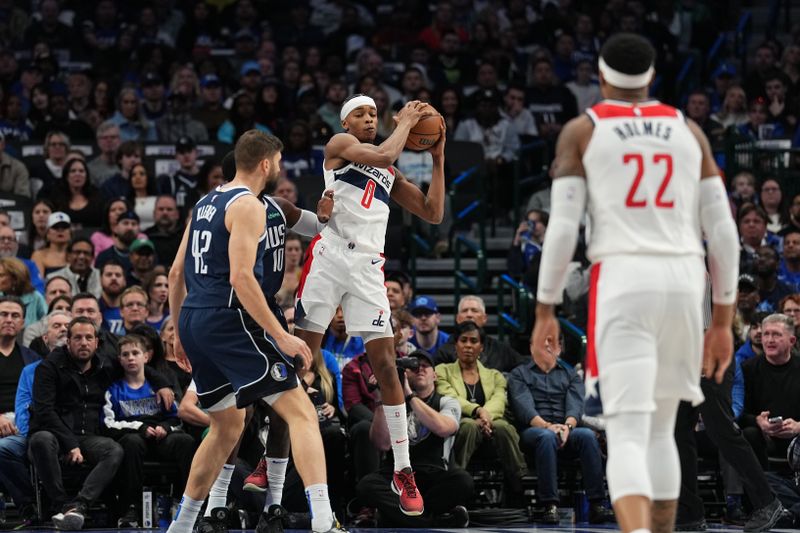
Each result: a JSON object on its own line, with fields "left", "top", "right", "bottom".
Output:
{"left": 405, "top": 111, "right": 443, "bottom": 152}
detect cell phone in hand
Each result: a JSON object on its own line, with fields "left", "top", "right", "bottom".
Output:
{"left": 768, "top": 416, "right": 783, "bottom": 424}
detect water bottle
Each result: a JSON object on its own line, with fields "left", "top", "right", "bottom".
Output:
{"left": 0, "top": 492, "right": 6, "bottom": 524}
{"left": 573, "top": 490, "right": 589, "bottom": 523}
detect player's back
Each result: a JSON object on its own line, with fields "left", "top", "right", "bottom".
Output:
{"left": 323, "top": 158, "right": 395, "bottom": 253}
{"left": 583, "top": 100, "right": 704, "bottom": 262}
{"left": 183, "top": 185, "right": 265, "bottom": 309}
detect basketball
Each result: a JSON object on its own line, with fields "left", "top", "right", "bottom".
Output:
{"left": 405, "top": 110, "right": 443, "bottom": 152}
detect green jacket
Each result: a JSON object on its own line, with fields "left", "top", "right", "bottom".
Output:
{"left": 435, "top": 360, "right": 507, "bottom": 420}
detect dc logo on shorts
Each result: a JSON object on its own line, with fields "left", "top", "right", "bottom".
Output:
{"left": 372, "top": 309, "right": 385, "bottom": 328}
{"left": 271, "top": 363, "right": 288, "bottom": 381}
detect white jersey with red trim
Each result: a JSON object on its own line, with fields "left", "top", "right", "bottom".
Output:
{"left": 582, "top": 100, "right": 704, "bottom": 262}
{"left": 322, "top": 159, "right": 396, "bottom": 253}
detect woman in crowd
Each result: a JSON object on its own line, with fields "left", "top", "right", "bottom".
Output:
{"left": 91, "top": 198, "right": 133, "bottom": 259}
{"left": 32, "top": 131, "right": 70, "bottom": 199}
{"left": 0, "top": 257, "right": 47, "bottom": 326}
{"left": 50, "top": 158, "right": 104, "bottom": 228}
{"left": 160, "top": 316, "right": 192, "bottom": 393}
{"left": 27, "top": 83, "right": 50, "bottom": 131}
{"left": 144, "top": 271, "right": 169, "bottom": 331}
{"left": 92, "top": 79, "right": 115, "bottom": 120}
{"left": 728, "top": 171, "right": 758, "bottom": 219}
{"left": 128, "top": 163, "right": 158, "bottom": 230}
{"left": 30, "top": 211, "right": 71, "bottom": 276}
{"left": 369, "top": 87, "right": 395, "bottom": 141}
{"left": 437, "top": 86, "right": 464, "bottom": 138}
{"left": 759, "top": 177, "right": 787, "bottom": 234}
{"left": 110, "top": 87, "right": 157, "bottom": 142}
{"left": 435, "top": 320, "right": 527, "bottom": 504}
{"left": 197, "top": 158, "right": 225, "bottom": 196}
{"left": 23, "top": 199, "right": 53, "bottom": 251}
{"left": 711, "top": 85, "right": 749, "bottom": 129}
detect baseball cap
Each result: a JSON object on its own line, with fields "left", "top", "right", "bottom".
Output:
{"left": 408, "top": 349, "right": 435, "bottom": 366}
{"left": 410, "top": 295, "right": 439, "bottom": 315}
{"left": 130, "top": 239, "right": 155, "bottom": 254}
{"left": 142, "top": 72, "right": 164, "bottom": 86}
{"left": 200, "top": 74, "right": 221, "bottom": 88}
{"left": 176, "top": 136, "right": 196, "bottom": 152}
{"left": 117, "top": 211, "right": 140, "bottom": 223}
{"left": 738, "top": 273, "right": 757, "bottom": 290}
{"left": 48, "top": 212, "right": 71, "bottom": 229}
{"left": 240, "top": 61, "right": 261, "bottom": 77}
{"left": 713, "top": 62, "right": 737, "bottom": 79}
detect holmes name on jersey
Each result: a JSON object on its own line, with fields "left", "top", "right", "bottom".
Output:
{"left": 613, "top": 120, "right": 673, "bottom": 142}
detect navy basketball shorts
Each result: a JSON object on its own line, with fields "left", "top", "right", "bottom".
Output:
{"left": 179, "top": 307, "right": 298, "bottom": 410}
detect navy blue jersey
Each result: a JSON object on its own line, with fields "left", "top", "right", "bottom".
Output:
{"left": 261, "top": 196, "right": 287, "bottom": 305}
{"left": 183, "top": 186, "right": 266, "bottom": 309}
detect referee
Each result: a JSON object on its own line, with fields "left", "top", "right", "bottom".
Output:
{"left": 674, "top": 274, "right": 784, "bottom": 532}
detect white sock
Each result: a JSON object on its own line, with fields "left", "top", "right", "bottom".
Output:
{"left": 305, "top": 483, "right": 334, "bottom": 532}
{"left": 204, "top": 464, "right": 235, "bottom": 516}
{"left": 264, "top": 457, "right": 289, "bottom": 508}
{"left": 630, "top": 529, "right": 651, "bottom": 533}
{"left": 167, "top": 495, "right": 203, "bottom": 533}
{"left": 383, "top": 403, "right": 411, "bottom": 471}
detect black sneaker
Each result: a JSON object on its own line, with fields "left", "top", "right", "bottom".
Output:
{"left": 433, "top": 505, "right": 469, "bottom": 528}
{"left": 588, "top": 503, "right": 615, "bottom": 524}
{"left": 745, "top": 498, "right": 785, "bottom": 532}
{"left": 196, "top": 507, "right": 229, "bottom": 533}
{"left": 541, "top": 503, "right": 559, "bottom": 525}
{"left": 255, "top": 504, "right": 286, "bottom": 533}
{"left": 674, "top": 518, "right": 708, "bottom": 531}
{"left": 52, "top": 501, "right": 87, "bottom": 530}
{"left": 117, "top": 505, "right": 139, "bottom": 528}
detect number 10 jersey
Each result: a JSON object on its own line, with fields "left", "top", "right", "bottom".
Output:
{"left": 582, "top": 100, "right": 705, "bottom": 263}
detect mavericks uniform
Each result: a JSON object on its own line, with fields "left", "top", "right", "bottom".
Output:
{"left": 180, "top": 186, "right": 295, "bottom": 410}
{"left": 296, "top": 160, "right": 395, "bottom": 338}
{"left": 583, "top": 100, "right": 706, "bottom": 416}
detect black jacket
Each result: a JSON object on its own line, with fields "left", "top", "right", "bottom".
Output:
{"left": 435, "top": 334, "right": 527, "bottom": 373}
{"left": 29, "top": 346, "right": 172, "bottom": 452}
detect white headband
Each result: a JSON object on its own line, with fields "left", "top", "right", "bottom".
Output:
{"left": 598, "top": 57, "right": 654, "bottom": 89}
{"left": 340, "top": 95, "right": 377, "bottom": 121}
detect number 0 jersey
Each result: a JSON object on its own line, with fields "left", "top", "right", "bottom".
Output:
{"left": 322, "top": 159, "right": 396, "bottom": 253}
{"left": 183, "top": 186, "right": 268, "bottom": 310}
{"left": 583, "top": 100, "right": 704, "bottom": 262}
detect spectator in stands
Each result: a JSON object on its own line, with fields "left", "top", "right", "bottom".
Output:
{"left": 0, "top": 226, "right": 39, "bottom": 290}
{"left": 409, "top": 296, "right": 450, "bottom": 353}
{"left": 764, "top": 70, "right": 797, "bottom": 134}
{"left": 745, "top": 44, "right": 779, "bottom": 100}
{"left": 140, "top": 72, "right": 167, "bottom": 123}
{"left": 96, "top": 210, "right": 139, "bottom": 272}
{"left": 526, "top": 57, "right": 578, "bottom": 142}
{"left": 464, "top": 62, "right": 503, "bottom": 111}
{"left": 157, "top": 92, "right": 209, "bottom": 143}
{"left": 0, "top": 257, "right": 46, "bottom": 326}
{"left": 735, "top": 276, "right": 762, "bottom": 347}
{"left": 729, "top": 171, "right": 758, "bottom": 219}
{"left": 274, "top": 177, "right": 299, "bottom": 206}
{"left": 197, "top": 158, "right": 224, "bottom": 196}
{"left": 33, "top": 92, "right": 93, "bottom": 141}
{"left": 67, "top": 71, "right": 92, "bottom": 124}
{"left": 91, "top": 198, "right": 133, "bottom": 260}
{"left": 500, "top": 83, "right": 538, "bottom": 138}
{"left": 27, "top": 300, "right": 71, "bottom": 355}
{"left": 281, "top": 121, "right": 323, "bottom": 179}
{"left": 385, "top": 277, "right": 406, "bottom": 312}
{"left": 323, "top": 306, "right": 365, "bottom": 371}
{"left": 435, "top": 295, "right": 525, "bottom": 372}
{"left": 755, "top": 246, "right": 794, "bottom": 312}
{"left": 739, "top": 203, "right": 779, "bottom": 275}
{"left": 160, "top": 317, "right": 191, "bottom": 393}
{"left": 358, "top": 349, "right": 472, "bottom": 528}
{"left": 740, "top": 313, "right": 800, "bottom": 468}
{"left": 24, "top": 199, "right": 52, "bottom": 252}
{"left": 435, "top": 321, "right": 527, "bottom": 504}
{"left": 0, "top": 131, "right": 29, "bottom": 196}
{"left": 145, "top": 195, "right": 182, "bottom": 268}
{"left": 143, "top": 271, "right": 169, "bottom": 331}
{"left": 128, "top": 163, "right": 158, "bottom": 230}
{"left": 118, "top": 286, "right": 148, "bottom": 336}
{"left": 217, "top": 92, "right": 271, "bottom": 144}
{"left": 0, "top": 296, "right": 39, "bottom": 523}
{"left": 566, "top": 59, "right": 601, "bottom": 114}
{"left": 275, "top": 233, "right": 302, "bottom": 308}
{"left": 0, "top": 93, "right": 33, "bottom": 145}
{"left": 436, "top": 86, "right": 464, "bottom": 138}
{"left": 157, "top": 136, "right": 201, "bottom": 214}
{"left": 685, "top": 90, "right": 725, "bottom": 148}
{"left": 23, "top": 0, "right": 70, "bottom": 49}
{"left": 28, "top": 316, "right": 172, "bottom": 530}
{"left": 508, "top": 334, "right": 613, "bottom": 525}
{"left": 100, "top": 140, "right": 143, "bottom": 201}
{"left": 712, "top": 85, "right": 749, "bottom": 129}
{"left": 738, "top": 97, "right": 785, "bottom": 141}
{"left": 99, "top": 260, "right": 126, "bottom": 335}
{"left": 71, "top": 292, "right": 119, "bottom": 363}
{"left": 50, "top": 158, "right": 104, "bottom": 228}
{"left": 127, "top": 238, "right": 157, "bottom": 287}
{"left": 192, "top": 74, "right": 227, "bottom": 140}
{"left": 779, "top": 231, "right": 800, "bottom": 291}
{"left": 508, "top": 209, "right": 548, "bottom": 286}
{"left": 393, "top": 308, "right": 416, "bottom": 357}
{"left": 110, "top": 87, "right": 157, "bottom": 142}
{"left": 430, "top": 30, "right": 474, "bottom": 88}
{"left": 760, "top": 177, "right": 788, "bottom": 234}
{"left": 104, "top": 334, "right": 194, "bottom": 528}
{"left": 88, "top": 122, "right": 122, "bottom": 187}
{"left": 316, "top": 80, "right": 348, "bottom": 135}
{"left": 30, "top": 131, "right": 69, "bottom": 198}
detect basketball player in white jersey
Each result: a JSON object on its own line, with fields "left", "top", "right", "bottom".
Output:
{"left": 294, "top": 95, "right": 445, "bottom": 516}
{"left": 531, "top": 34, "right": 739, "bottom": 533}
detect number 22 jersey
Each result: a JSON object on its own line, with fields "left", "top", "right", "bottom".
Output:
{"left": 582, "top": 100, "right": 704, "bottom": 262}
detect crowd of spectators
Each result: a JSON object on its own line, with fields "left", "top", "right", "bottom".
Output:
{"left": 0, "top": 0, "right": 798, "bottom": 530}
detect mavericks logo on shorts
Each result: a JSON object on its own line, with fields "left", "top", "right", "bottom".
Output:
{"left": 271, "top": 363, "right": 288, "bottom": 381}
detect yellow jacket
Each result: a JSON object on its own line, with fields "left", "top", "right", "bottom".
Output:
{"left": 435, "top": 360, "right": 507, "bottom": 420}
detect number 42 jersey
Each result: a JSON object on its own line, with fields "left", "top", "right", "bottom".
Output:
{"left": 582, "top": 100, "right": 705, "bottom": 262}
{"left": 183, "top": 186, "right": 286, "bottom": 310}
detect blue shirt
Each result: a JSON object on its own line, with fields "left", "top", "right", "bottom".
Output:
{"left": 14, "top": 360, "right": 40, "bottom": 437}
{"left": 100, "top": 299, "right": 123, "bottom": 334}
{"left": 410, "top": 330, "right": 450, "bottom": 354}
{"left": 507, "top": 360, "right": 585, "bottom": 425}
{"left": 777, "top": 260, "right": 800, "bottom": 292}
{"left": 322, "top": 334, "right": 365, "bottom": 372}
{"left": 732, "top": 339, "right": 760, "bottom": 419}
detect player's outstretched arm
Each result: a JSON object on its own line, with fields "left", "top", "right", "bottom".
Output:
{"left": 688, "top": 119, "right": 738, "bottom": 383}
{"left": 391, "top": 121, "right": 446, "bottom": 224}
{"left": 272, "top": 191, "right": 333, "bottom": 238}
{"left": 325, "top": 101, "right": 430, "bottom": 168}
{"left": 227, "top": 195, "right": 313, "bottom": 366}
